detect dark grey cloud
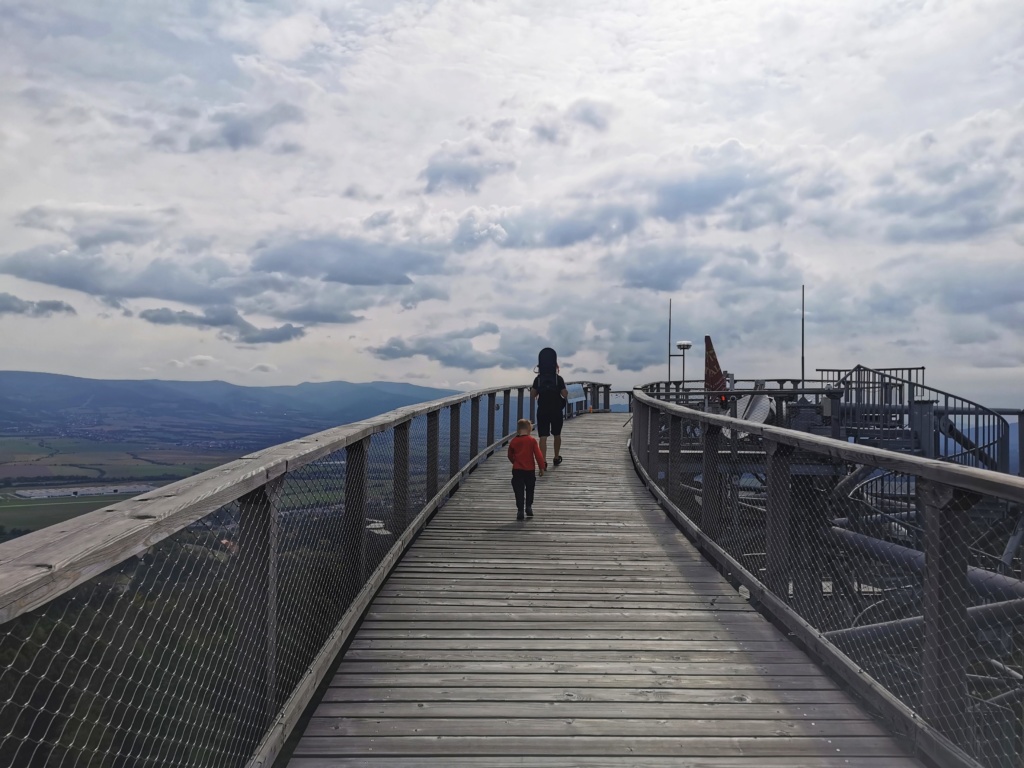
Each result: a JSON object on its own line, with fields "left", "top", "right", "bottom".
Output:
{"left": 420, "top": 141, "right": 515, "bottom": 194}
{"left": 721, "top": 190, "right": 794, "bottom": 231}
{"left": 369, "top": 322, "right": 505, "bottom": 369}
{"left": 16, "top": 204, "right": 177, "bottom": 249}
{"left": 704, "top": 246, "right": 801, "bottom": 290}
{"left": 531, "top": 100, "right": 614, "bottom": 144}
{"left": 566, "top": 99, "right": 615, "bottom": 132}
{"left": 865, "top": 125, "right": 1024, "bottom": 244}
{"left": 543, "top": 205, "right": 641, "bottom": 247}
{"left": 653, "top": 167, "right": 767, "bottom": 221}
{"left": 453, "top": 204, "right": 640, "bottom": 251}
{"left": 252, "top": 235, "right": 445, "bottom": 286}
{"left": 139, "top": 306, "right": 305, "bottom": 344}
{"left": 369, "top": 316, "right": 586, "bottom": 372}
{"left": 601, "top": 313, "right": 667, "bottom": 372}
{"left": 150, "top": 101, "right": 304, "bottom": 153}
{"left": 0, "top": 292, "right": 76, "bottom": 318}
{"left": 611, "top": 246, "right": 711, "bottom": 291}
{"left": 495, "top": 326, "right": 581, "bottom": 370}
{"left": 873, "top": 172, "right": 1021, "bottom": 243}
{"left": 924, "top": 259, "right": 1024, "bottom": 331}
{"left": 264, "top": 304, "right": 361, "bottom": 324}
{"left": 0, "top": 248, "right": 288, "bottom": 306}
{"left": 273, "top": 141, "right": 303, "bottom": 155}
{"left": 343, "top": 184, "right": 381, "bottom": 201}
{"left": 1, "top": 238, "right": 437, "bottom": 331}
{"left": 185, "top": 102, "right": 305, "bottom": 152}
{"left": 363, "top": 210, "right": 394, "bottom": 229}
{"left": 396, "top": 281, "right": 448, "bottom": 310}
{"left": 531, "top": 120, "right": 565, "bottom": 145}
{"left": 99, "top": 295, "right": 134, "bottom": 317}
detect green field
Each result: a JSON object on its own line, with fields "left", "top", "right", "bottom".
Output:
{"left": 0, "top": 493, "right": 139, "bottom": 532}
{"left": 0, "top": 435, "right": 235, "bottom": 483}
{"left": 0, "top": 434, "right": 241, "bottom": 535}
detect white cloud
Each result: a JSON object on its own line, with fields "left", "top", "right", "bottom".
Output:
{"left": 0, "top": 0, "right": 1021, "bottom": 404}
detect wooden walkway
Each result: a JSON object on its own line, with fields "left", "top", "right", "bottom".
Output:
{"left": 288, "top": 415, "right": 922, "bottom": 767}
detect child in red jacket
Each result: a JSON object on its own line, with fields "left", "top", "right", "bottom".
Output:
{"left": 507, "top": 418, "right": 546, "bottom": 520}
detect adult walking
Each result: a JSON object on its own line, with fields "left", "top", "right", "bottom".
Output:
{"left": 531, "top": 347, "right": 568, "bottom": 466}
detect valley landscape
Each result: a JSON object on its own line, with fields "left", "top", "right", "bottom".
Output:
{"left": 0, "top": 372, "right": 456, "bottom": 536}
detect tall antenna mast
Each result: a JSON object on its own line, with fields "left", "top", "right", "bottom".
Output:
{"left": 801, "top": 284, "right": 806, "bottom": 389}
{"left": 667, "top": 298, "right": 672, "bottom": 382}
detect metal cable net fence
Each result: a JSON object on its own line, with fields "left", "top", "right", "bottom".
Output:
{"left": 631, "top": 395, "right": 1024, "bottom": 768}
{"left": 0, "top": 385, "right": 551, "bottom": 768}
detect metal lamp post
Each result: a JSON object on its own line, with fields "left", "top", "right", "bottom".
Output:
{"left": 669, "top": 340, "right": 692, "bottom": 401}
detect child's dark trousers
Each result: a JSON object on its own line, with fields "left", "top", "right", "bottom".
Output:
{"left": 511, "top": 469, "right": 536, "bottom": 512}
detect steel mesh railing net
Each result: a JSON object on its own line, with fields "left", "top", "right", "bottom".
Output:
{"left": 0, "top": 394, "right": 523, "bottom": 768}
{"left": 634, "top": 397, "right": 1024, "bottom": 768}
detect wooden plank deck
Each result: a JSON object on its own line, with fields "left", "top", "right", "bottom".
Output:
{"left": 288, "top": 414, "right": 923, "bottom": 767}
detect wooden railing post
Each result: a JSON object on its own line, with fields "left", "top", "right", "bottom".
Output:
{"left": 502, "top": 389, "right": 511, "bottom": 438}
{"left": 645, "top": 404, "right": 656, "bottom": 474}
{"left": 702, "top": 425, "right": 723, "bottom": 536}
{"left": 919, "top": 478, "right": 978, "bottom": 745}
{"left": 344, "top": 438, "right": 368, "bottom": 584}
{"left": 516, "top": 387, "right": 525, "bottom": 422}
{"left": 237, "top": 476, "right": 284, "bottom": 725}
{"left": 529, "top": 389, "right": 536, "bottom": 423}
{"left": 426, "top": 410, "right": 439, "bottom": 500}
{"left": 602, "top": 385, "right": 610, "bottom": 412}
{"left": 765, "top": 441, "right": 794, "bottom": 601}
{"left": 651, "top": 408, "right": 663, "bottom": 481}
{"left": 393, "top": 421, "right": 410, "bottom": 526}
{"left": 487, "top": 393, "right": 496, "bottom": 448}
{"left": 668, "top": 414, "right": 682, "bottom": 508}
{"left": 469, "top": 397, "right": 480, "bottom": 458}
{"left": 449, "top": 402, "right": 461, "bottom": 482}
{"left": 635, "top": 401, "right": 648, "bottom": 472}
{"left": 1018, "top": 409, "right": 1024, "bottom": 478}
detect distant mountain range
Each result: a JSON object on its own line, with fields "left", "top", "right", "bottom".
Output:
{"left": 0, "top": 372, "right": 458, "bottom": 451}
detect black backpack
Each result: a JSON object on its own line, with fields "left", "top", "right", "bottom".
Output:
{"left": 537, "top": 371, "right": 560, "bottom": 394}
{"left": 536, "top": 347, "right": 560, "bottom": 395}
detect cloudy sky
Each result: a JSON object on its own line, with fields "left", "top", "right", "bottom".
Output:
{"left": 1, "top": 0, "right": 1021, "bottom": 403}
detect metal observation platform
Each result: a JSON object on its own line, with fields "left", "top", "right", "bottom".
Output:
{"left": 1, "top": 372, "right": 1023, "bottom": 768}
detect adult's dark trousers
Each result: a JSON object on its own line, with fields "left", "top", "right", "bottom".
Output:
{"left": 511, "top": 469, "right": 536, "bottom": 511}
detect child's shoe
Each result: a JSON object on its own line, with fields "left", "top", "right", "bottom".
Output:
{"left": 525, "top": 506, "right": 534, "bottom": 518}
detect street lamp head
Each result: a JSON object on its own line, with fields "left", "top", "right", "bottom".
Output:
{"left": 676, "top": 340, "right": 692, "bottom": 351}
